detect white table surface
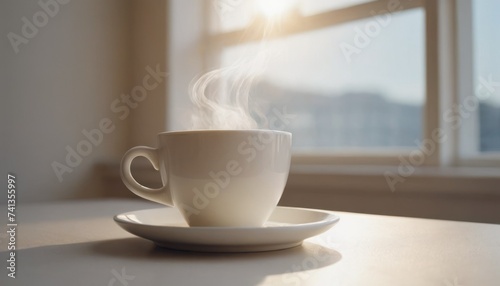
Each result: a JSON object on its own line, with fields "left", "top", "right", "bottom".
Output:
{"left": 1, "top": 199, "right": 499, "bottom": 286}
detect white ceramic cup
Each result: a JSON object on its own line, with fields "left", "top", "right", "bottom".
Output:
{"left": 120, "top": 130, "right": 292, "bottom": 227}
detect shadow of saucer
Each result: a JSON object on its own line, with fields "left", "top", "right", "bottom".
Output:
{"left": 90, "top": 237, "right": 342, "bottom": 285}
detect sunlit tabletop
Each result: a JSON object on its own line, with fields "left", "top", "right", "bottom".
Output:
{"left": 1, "top": 199, "right": 499, "bottom": 285}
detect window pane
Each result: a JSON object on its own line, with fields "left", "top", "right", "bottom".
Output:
{"left": 473, "top": 0, "right": 500, "bottom": 152}
{"left": 220, "top": 9, "right": 425, "bottom": 150}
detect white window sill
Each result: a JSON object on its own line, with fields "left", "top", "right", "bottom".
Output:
{"left": 287, "top": 164, "right": 500, "bottom": 197}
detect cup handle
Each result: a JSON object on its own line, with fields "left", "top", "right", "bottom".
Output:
{"left": 120, "top": 146, "right": 173, "bottom": 206}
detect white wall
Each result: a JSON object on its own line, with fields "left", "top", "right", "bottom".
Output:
{"left": 0, "top": 0, "right": 134, "bottom": 202}
{"left": 129, "top": 0, "right": 168, "bottom": 147}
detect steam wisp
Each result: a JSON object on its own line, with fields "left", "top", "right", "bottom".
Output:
{"left": 189, "top": 23, "right": 277, "bottom": 130}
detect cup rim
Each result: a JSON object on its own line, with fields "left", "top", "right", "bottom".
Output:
{"left": 158, "top": 129, "right": 292, "bottom": 136}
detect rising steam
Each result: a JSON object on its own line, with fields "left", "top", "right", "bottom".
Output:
{"left": 189, "top": 21, "right": 278, "bottom": 130}
{"left": 189, "top": 63, "right": 257, "bottom": 130}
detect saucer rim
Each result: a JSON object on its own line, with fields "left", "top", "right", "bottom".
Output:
{"left": 113, "top": 206, "right": 340, "bottom": 230}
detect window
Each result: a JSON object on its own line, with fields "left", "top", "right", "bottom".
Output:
{"left": 169, "top": 0, "right": 500, "bottom": 167}
{"left": 207, "top": 0, "right": 429, "bottom": 160}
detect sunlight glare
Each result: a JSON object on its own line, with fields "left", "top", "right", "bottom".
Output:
{"left": 257, "top": 0, "right": 295, "bottom": 19}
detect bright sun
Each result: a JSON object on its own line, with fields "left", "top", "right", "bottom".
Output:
{"left": 257, "top": 0, "right": 295, "bottom": 19}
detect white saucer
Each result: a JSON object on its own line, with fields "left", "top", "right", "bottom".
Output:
{"left": 114, "top": 206, "right": 339, "bottom": 252}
